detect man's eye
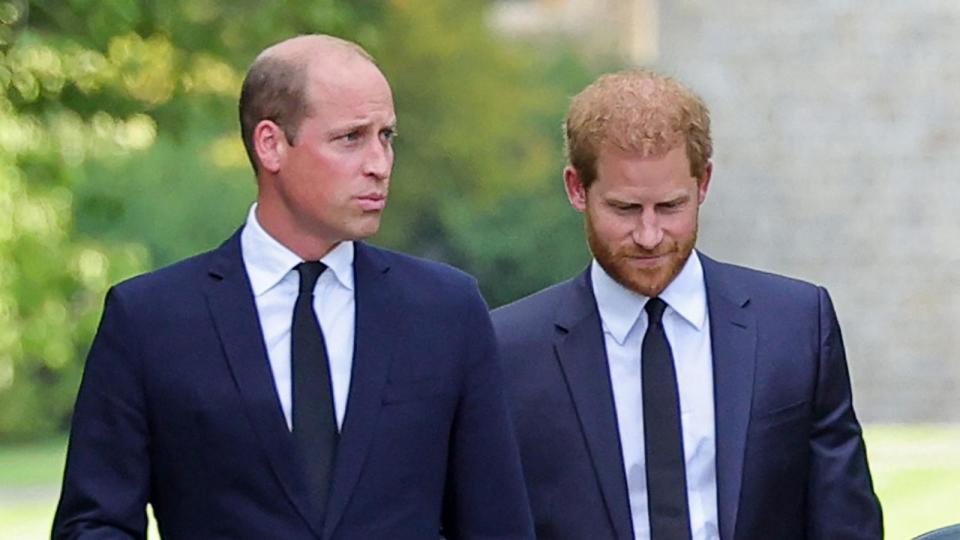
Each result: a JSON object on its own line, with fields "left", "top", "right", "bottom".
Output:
{"left": 659, "top": 200, "right": 685, "bottom": 211}
{"left": 343, "top": 131, "right": 362, "bottom": 141}
{"left": 380, "top": 128, "right": 396, "bottom": 142}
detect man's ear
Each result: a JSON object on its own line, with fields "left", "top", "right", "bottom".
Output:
{"left": 697, "top": 160, "right": 713, "bottom": 204}
{"left": 564, "top": 166, "right": 588, "bottom": 212}
{"left": 253, "top": 120, "right": 286, "bottom": 174}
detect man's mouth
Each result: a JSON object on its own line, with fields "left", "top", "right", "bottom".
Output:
{"left": 356, "top": 193, "right": 386, "bottom": 211}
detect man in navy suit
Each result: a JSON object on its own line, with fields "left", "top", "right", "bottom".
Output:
{"left": 492, "top": 70, "right": 882, "bottom": 539}
{"left": 53, "top": 34, "right": 533, "bottom": 539}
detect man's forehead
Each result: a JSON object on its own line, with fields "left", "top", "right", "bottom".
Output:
{"left": 305, "top": 63, "right": 391, "bottom": 105}
{"left": 307, "top": 54, "right": 380, "bottom": 84}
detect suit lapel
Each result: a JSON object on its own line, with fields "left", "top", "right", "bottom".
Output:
{"left": 701, "top": 255, "right": 757, "bottom": 540}
{"left": 553, "top": 270, "right": 635, "bottom": 539}
{"left": 203, "top": 230, "right": 325, "bottom": 538}
{"left": 322, "top": 242, "right": 395, "bottom": 539}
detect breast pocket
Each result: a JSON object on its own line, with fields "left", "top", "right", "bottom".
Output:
{"left": 749, "top": 399, "right": 810, "bottom": 432}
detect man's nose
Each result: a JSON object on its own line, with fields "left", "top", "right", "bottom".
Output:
{"left": 364, "top": 140, "right": 393, "bottom": 180}
{"left": 632, "top": 213, "right": 663, "bottom": 250}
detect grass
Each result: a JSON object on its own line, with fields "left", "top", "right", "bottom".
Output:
{"left": 0, "top": 438, "right": 66, "bottom": 538}
{"left": 0, "top": 438, "right": 160, "bottom": 538}
{"left": 0, "top": 437, "right": 68, "bottom": 486}
{"left": 863, "top": 424, "right": 960, "bottom": 539}
{"left": 1, "top": 425, "right": 957, "bottom": 538}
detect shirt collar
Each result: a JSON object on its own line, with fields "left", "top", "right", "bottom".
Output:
{"left": 591, "top": 250, "right": 707, "bottom": 344}
{"left": 240, "top": 203, "right": 355, "bottom": 297}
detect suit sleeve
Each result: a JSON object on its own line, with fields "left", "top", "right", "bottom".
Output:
{"left": 806, "top": 287, "right": 883, "bottom": 539}
{"left": 52, "top": 287, "right": 150, "bottom": 539}
{"left": 441, "top": 284, "right": 535, "bottom": 540}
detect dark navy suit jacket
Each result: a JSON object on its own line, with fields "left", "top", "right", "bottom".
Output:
{"left": 492, "top": 253, "right": 882, "bottom": 540}
{"left": 53, "top": 231, "right": 534, "bottom": 539}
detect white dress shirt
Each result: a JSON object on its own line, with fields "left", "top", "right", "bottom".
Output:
{"left": 592, "top": 251, "right": 719, "bottom": 540}
{"left": 240, "top": 204, "right": 355, "bottom": 430}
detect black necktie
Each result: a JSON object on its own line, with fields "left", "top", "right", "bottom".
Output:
{"left": 292, "top": 262, "right": 338, "bottom": 514}
{"left": 642, "top": 297, "right": 692, "bottom": 539}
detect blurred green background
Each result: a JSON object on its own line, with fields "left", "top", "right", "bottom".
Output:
{"left": 0, "top": 0, "right": 596, "bottom": 442}
{"left": 0, "top": 0, "right": 956, "bottom": 538}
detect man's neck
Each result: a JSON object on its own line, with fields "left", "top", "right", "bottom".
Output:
{"left": 254, "top": 202, "right": 339, "bottom": 261}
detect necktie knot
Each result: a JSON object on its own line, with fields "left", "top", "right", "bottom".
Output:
{"left": 296, "top": 261, "right": 327, "bottom": 294}
{"left": 645, "top": 297, "right": 668, "bottom": 326}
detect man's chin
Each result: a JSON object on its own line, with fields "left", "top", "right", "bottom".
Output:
{"left": 348, "top": 219, "right": 382, "bottom": 241}
{"left": 626, "top": 278, "right": 670, "bottom": 298}
{"left": 610, "top": 266, "right": 671, "bottom": 297}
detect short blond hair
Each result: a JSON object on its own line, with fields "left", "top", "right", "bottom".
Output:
{"left": 564, "top": 69, "right": 712, "bottom": 187}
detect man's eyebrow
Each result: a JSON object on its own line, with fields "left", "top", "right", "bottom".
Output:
{"left": 659, "top": 193, "right": 691, "bottom": 204}
{"left": 333, "top": 120, "right": 372, "bottom": 132}
{"left": 332, "top": 119, "right": 397, "bottom": 133}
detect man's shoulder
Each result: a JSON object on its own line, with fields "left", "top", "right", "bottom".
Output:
{"left": 112, "top": 240, "right": 228, "bottom": 300}
{"left": 359, "top": 242, "right": 479, "bottom": 297}
{"left": 491, "top": 274, "right": 584, "bottom": 334}
{"left": 699, "top": 253, "right": 825, "bottom": 306}
{"left": 364, "top": 243, "right": 471, "bottom": 278}
{"left": 494, "top": 277, "right": 578, "bottom": 316}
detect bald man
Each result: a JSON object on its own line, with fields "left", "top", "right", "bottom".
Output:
{"left": 53, "top": 35, "right": 534, "bottom": 539}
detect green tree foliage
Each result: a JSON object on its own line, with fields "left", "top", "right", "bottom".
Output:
{"left": 1, "top": 3, "right": 157, "bottom": 439}
{"left": 0, "top": 0, "right": 598, "bottom": 440}
{"left": 359, "top": 2, "right": 599, "bottom": 306}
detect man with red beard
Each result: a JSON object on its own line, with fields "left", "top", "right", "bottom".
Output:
{"left": 492, "top": 70, "right": 882, "bottom": 540}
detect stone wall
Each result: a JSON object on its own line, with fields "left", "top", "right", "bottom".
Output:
{"left": 656, "top": 0, "right": 960, "bottom": 421}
